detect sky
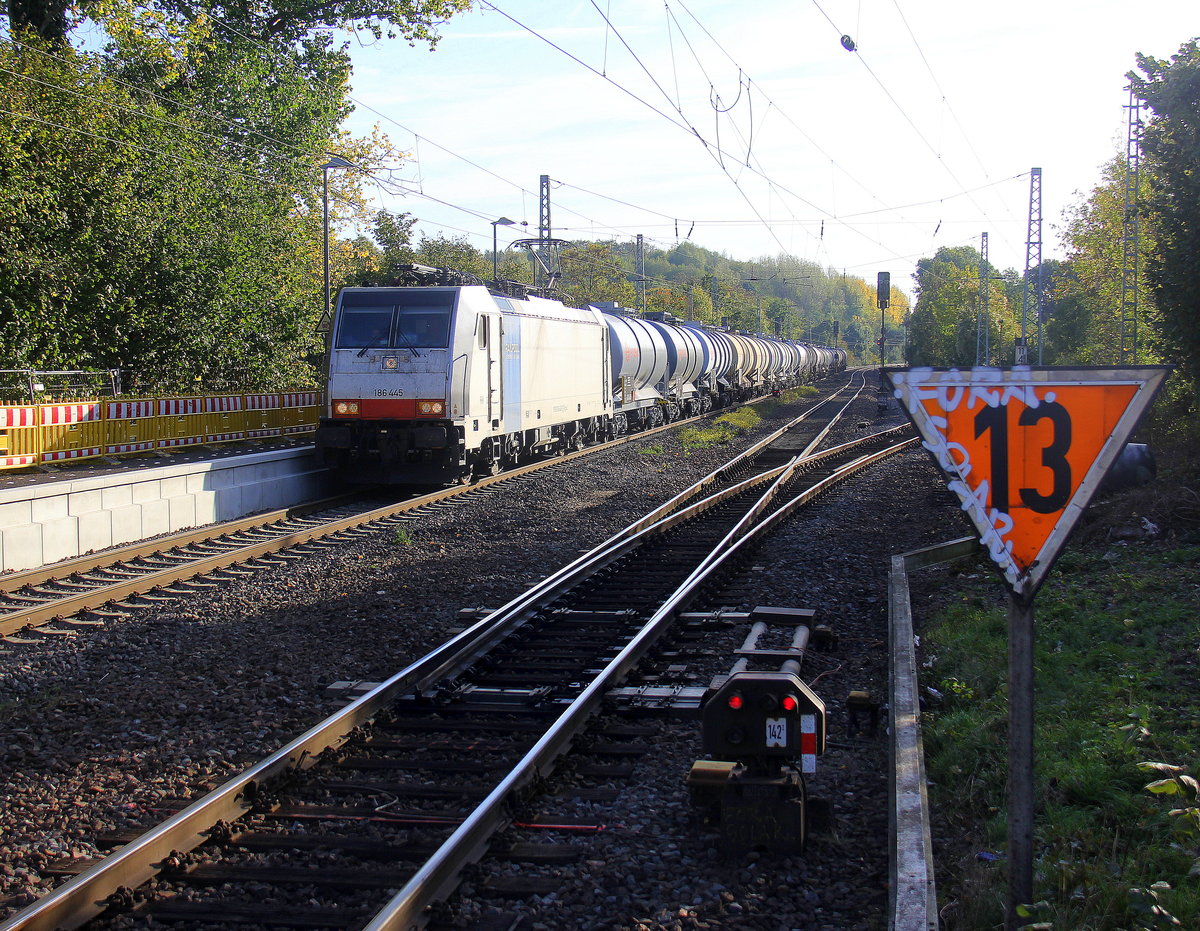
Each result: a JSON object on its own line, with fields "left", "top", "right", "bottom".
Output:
{"left": 338, "top": 1, "right": 1198, "bottom": 295}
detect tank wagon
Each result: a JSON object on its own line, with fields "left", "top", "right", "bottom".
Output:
{"left": 315, "top": 265, "right": 847, "bottom": 484}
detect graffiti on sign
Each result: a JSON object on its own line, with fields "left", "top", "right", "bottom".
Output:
{"left": 889, "top": 366, "right": 1169, "bottom": 596}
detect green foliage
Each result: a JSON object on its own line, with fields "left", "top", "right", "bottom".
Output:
{"left": 557, "top": 241, "right": 639, "bottom": 310}
{"left": 0, "top": 37, "right": 340, "bottom": 388}
{"left": 714, "top": 405, "right": 761, "bottom": 434}
{"left": 1051, "top": 157, "right": 1160, "bottom": 367}
{"left": 1133, "top": 40, "right": 1200, "bottom": 400}
{"left": 393, "top": 524, "right": 413, "bottom": 546}
{"left": 7, "top": 0, "right": 470, "bottom": 48}
{"left": 415, "top": 232, "right": 490, "bottom": 281}
{"left": 637, "top": 444, "right": 665, "bottom": 456}
{"left": 905, "top": 245, "right": 1016, "bottom": 366}
{"left": 923, "top": 544, "right": 1200, "bottom": 929}
{"left": 0, "top": 0, "right": 472, "bottom": 389}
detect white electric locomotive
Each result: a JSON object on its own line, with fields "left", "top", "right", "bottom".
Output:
{"left": 315, "top": 266, "right": 847, "bottom": 484}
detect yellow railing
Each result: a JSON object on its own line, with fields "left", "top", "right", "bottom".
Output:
{"left": 0, "top": 391, "right": 320, "bottom": 471}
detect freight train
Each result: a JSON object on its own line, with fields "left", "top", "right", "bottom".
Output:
{"left": 315, "top": 265, "right": 847, "bottom": 484}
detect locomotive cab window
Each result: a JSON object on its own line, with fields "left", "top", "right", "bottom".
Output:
{"left": 336, "top": 290, "right": 454, "bottom": 350}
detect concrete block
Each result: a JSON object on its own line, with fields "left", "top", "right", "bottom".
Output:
{"left": 238, "top": 482, "right": 266, "bottom": 514}
{"left": 101, "top": 484, "right": 134, "bottom": 510}
{"left": 192, "top": 490, "right": 219, "bottom": 525}
{"left": 159, "top": 475, "right": 188, "bottom": 499}
{"left": 41, "top": 515, "right": 80, "bottom": 565}
{"left": 131, "top": 479, "right": 161, "bottom": 504}
{"left": 0, "top": 499, "right": 33, "bottom": 531}
{"left": 233, "top": 464, "right": 260, "bottom": 487}
{"left": 77, "top": 510, "right": 114, "bottom": 555}
{"left": 215, "top": 487, "right": 244, "bottom": 522}
{"left": 186, "top": 471, "right": 210, "bottom": 495}
{"left": 1, "top": 524, "right": 43, "bottom": 572}
{"left": 140, "top": 498, "right": 171, "bottom": 538}
{"left": 68, "top": 489, "right": 104, "bottom": 516}
{"left": 206, "top": 465, "right": 237, "bottom": 489}
{"left": 168, "top": 495, "right": 197, "bottom": 532}
{"left": 110, "top": 505, "right": 145, "bottom": 546}
{"left": 30, "top": 494, "right": 68, "bottom": 523}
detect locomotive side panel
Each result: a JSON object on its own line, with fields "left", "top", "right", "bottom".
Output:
{"left": 510, "top": 299, "right": 610, "bottom": 436}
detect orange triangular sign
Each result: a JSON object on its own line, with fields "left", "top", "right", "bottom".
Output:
{"left": 888, "top": 366, "right": 1169, "bottom": 597}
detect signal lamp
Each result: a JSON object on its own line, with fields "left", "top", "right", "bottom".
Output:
{"left": 781, "top": 694, "right": 799, "bottom": 713}
{"left": 726, "top": 692, "right": 744, "bottom": 711}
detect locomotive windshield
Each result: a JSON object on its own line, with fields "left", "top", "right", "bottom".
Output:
{"left": 335, "top": 290, "right": 454, "bottom": 350}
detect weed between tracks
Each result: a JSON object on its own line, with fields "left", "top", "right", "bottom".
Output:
{"left": 921, "top": 538, "right": 1200, "bottom": 929}
{"left": 675, "top": 386, "right": 819, "bottom": 455}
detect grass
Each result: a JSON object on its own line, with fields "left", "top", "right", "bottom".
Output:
{"left": 921, "top": 539, "right": 1200, "bottom": 929}
{"left": 667, "top": 387, "right": 821, "bottom": 455}
{"left": 393, "top": 525, "right": 414, "bottom": 546}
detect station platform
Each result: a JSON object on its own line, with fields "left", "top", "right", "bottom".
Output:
{"left": 0, "top": 442, "right": 336, "bottom": 573}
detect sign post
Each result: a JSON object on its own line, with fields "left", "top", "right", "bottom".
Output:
{"left": 888, "top": 365, "right": 1169, "bottom": 930}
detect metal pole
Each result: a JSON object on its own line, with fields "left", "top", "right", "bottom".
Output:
{"left": 1007, "top": 590, "right": 1035, "bottom": 930}
{"left": 323, "top": 167, "right": 330, "bottom": 328}
{"left": 492, "top": 222, "right": 499, "bottom": 284}
{"left": 320, "top": 156, "right": 354, "bottom": 326}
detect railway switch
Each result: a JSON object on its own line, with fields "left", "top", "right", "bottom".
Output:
{"left": 689, "top": 670, "right": 827, "bottom": 853}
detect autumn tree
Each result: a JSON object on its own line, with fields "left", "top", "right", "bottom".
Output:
{"left": 557, "top": 241, "right": 638, "bottom": 309}
{"left": 905, "top": 246, "right": 1014, "bottom": 366}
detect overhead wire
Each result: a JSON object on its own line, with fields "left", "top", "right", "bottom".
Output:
{"left": 6, "top": 6, "right": 1023, "bottom": 283}
{"left": 808, "top": 0, "right": 1012, "bottom": 254}
{"left": 667, "top": 0, "right": 1018, "bottom": 267}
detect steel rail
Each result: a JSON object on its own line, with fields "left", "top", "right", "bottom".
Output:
{"left": 364, "top": 438, "right": 918, "bottom": 930}
{"left": 0, "top": 377, "right": 870, "bottom": 931}
{"left": 1, "top": 378, "right": 853, "bottom": 638}
{"left": 614, "top": 371, "right": 867, "bottom": 540}
{"left": 0, "top": 496, "right": 361, "bottom": 594}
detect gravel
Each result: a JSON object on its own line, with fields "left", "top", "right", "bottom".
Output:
{"left": 0, "top": 376, "right": 969, "bottom": 929}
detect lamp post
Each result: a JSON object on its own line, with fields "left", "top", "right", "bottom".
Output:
{"left": 321, "top": 156, "right": 355, "bottom": 328}
{"left": 491, "top": 217, "right": 516, "bottom": 284}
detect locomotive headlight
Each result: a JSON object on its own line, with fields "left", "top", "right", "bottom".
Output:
{"left": 417, "top": 400, "right": 446, "bottom": 416}
{"left": 334, "top": 401, "right": 360, "bottom": 416}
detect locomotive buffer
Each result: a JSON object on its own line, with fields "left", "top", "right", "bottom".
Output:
{"left": 688, "top": 610, "right": 827, "bottom": 852}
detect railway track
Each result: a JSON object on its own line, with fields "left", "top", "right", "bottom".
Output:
{"left": 0, "top": 376, "right": 861, "bottom": 643}
{"left": 1, "top": 373, "right": 913, "bottom": 931}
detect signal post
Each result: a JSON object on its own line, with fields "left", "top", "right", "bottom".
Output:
{"left": 889, "top": 365, "right": 1169, "bottom": 930}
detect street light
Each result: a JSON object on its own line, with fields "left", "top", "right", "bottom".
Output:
{"left": 491, "top": 217, "right": 516, "bottom": 284}
{"left": 321, "top": 155, "right": 355, "bottom": 329}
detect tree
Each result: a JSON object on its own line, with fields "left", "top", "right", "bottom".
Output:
{"left": 1132, "top": 40, "right": 1200, "bottom": 396}
{"left": 0, "top": 35, "right": 382, "bottom": 388}
{"left": 6, "top": 0, "right": 469, "bottom": 48}
{"left": 557, "top": 241, "right": 637, "bottom": 309}
{"left": 905, "top": 247, "right": 979, "bottom": 366}
{"left": 415, "top": 232, "right": 489, "bottom": 281}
